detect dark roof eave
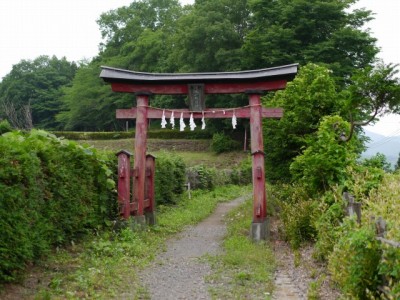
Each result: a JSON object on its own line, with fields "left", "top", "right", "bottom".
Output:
{"left": 99, "top": 64, "right": 299, "bottom": 84}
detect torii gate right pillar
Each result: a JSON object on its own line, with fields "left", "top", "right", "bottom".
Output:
{"left": 248, "top": 91, "right": 268, "bottom": 241}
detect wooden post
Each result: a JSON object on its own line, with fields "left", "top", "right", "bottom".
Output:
{"left": 145, "top": 154, "right": 156, "bottom": 225}
{"left": 247, "top": 91, "right": 268, "bottom": 241}
{"left": 133, "top": 93, "right": 150, "bottom": 224}
{"left": 116, "top": 150, "right": 132, "bottom": 220}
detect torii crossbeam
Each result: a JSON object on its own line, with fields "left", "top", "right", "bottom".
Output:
{"left": 100, "top": 64, "right": 298, "bottom": 241}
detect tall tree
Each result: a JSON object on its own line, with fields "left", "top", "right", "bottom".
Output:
{"left": 344, "top": 62, "right": 400, "bottom": 141}
{"left": 263, "top": 64, "right": 347, "bottom": 182}
{"left": 168, "top": 0, "right": 249, "bottom": 72}
{"left": 242, "top": 0, "right": 378, "bottom": 80}
{"left": 0, "top": 56, "right": 77, "bottom": 129}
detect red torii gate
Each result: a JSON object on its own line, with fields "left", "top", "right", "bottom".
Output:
{"left": 100, "top": 64, "right": 298, "bottom": 241}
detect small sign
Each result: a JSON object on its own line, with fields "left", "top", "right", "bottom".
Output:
{"left": 188, "top": 84, "right": 205, "bottom": 111}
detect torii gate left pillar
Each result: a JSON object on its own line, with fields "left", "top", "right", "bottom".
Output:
{"left": 100, "top": 64, "right": 298, "bottom": 241}
{"left": 133, "top": 92, "right": 150, "bottom": 225}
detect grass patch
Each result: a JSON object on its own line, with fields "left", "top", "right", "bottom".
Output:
{"left": 1, "top": 185, "right": 250, "bottom": 299}
{"left": 77, "top": 139, "right": 248, "bottom": 168}
{"left": 206, "top": 198, "right": 276, "bottom": 299}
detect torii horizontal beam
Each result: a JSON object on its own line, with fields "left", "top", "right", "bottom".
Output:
{"left": 116, "top": 107, "right": 283, "bottom": 119}
{"left": 100, "top": 64, "right": 298, "bottom": 95}
{"left": 109, "top": 81, "right": 287, "bottom": 94}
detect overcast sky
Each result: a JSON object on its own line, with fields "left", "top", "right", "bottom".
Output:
{"left": 0, "top": 0, "right": 398, "bottom": 135}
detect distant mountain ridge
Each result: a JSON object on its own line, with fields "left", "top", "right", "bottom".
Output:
{"left": 363, "top": 130, "right": 400, "bottom": 167}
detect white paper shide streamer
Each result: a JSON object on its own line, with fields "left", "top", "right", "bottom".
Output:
{"left": 201, "top": 112, "right": 206, "bottom": 130}
{"left": 189, "top": 113, "right": 196, "bottom": 131}
{"left": 232, "top": 111, "right": 237, "bottom": 129}
{"left": 161, "top": 110, "right": 167, "bottom": 128}
{"left": 170, "top": 111, "right": 175, "bottom": 129}
{"left": 179, "top": 112, "right": 186, "bottom": 131}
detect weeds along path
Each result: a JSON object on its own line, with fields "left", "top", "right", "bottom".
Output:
{"left": 136, "top": 195, "right": 249, "bottom": 300}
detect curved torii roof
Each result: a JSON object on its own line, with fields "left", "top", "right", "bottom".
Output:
{"left": 100, "top": 64, "right": 298, "bottom": 94}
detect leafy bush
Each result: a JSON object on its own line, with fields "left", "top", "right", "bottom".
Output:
{"left": 362, "top": 173, "right": 400, "bottom": 298}
{"left": 155, "top": 151, "right": 186, "bottom": 205}
{"left": 290, "top": 115, "right": 359, "bottom": 195}
{"left": 328, "top": 219, "right": 381, "bottom": 299}
{"left": 313, "top": 198, "right": 345, "bottom": 261}
{"left": 211, "top": 133, "right": 240, "bottom": 153}
{"left": 0, "top": 130, "right": 115, "bottom": 282}
{"left": 281, "top": 200, "right": 317, "bottom": 249}
{"left": 0, "top": 120, "right": 12, "bottom": 134}
{"left": 186, "top": 165, "right": 216, "bottom": 190}
{"left": 277, "top": 184, "right": 317, "bottom": 249}
{"left": 230, "top": 156, "right": 252, "bottom": 185}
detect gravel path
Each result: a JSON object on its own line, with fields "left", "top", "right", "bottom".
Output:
{"left": 138, "top": 195, "right": 249, "bottom": 300}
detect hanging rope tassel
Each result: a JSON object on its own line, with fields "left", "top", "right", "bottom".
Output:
{"left": 232, "top": 110, "right": 237, "bottom": 129}
{"left": 179, "top": 112, "right": 186, "bottom": 131}
{"left": 161, "top": 110, "right": 167, "bottom": 128}
{"left": 189, "top": 113, "right": 196, "bottom": 131}
{"left": 170, "top": 111, "right": 175, "bottom": 129}
{"left": 201, "top": 111, "right": 206, "bottom": 130}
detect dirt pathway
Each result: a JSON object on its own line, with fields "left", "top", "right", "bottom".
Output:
{"left": 270, "top": 218, "right": 341, "bottom": 300}
{"left": 137, "top": 195, "right": 249, "bottom": 300}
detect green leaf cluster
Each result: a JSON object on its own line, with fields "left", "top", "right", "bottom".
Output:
{"left": 328, "top": 218, "right": 381, "bottom": 299}
{"left": 0, "top": 130, "right": 116, "bottom": 282}
{"left": 0, "top": 56, "right": 77, "bottom": 129}
{"left": 290, "top": 115, "right": 359, "bottom": 194}
{"left": 154, "top": 151, "right": 186, "bottom": 205}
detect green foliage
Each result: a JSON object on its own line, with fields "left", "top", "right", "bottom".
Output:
{"left": 0, "top": 55, "right": 77, "bottom": 129}
{"left": 169, "top": 0, "right": 248, "bottom": 72}
{"left": 290, "top": 115, "right": 359, "bottom": 194}
{"left": 264, "top": 64, "right": 345, "bottom": 182}
{"left": 0, "top": 130, "right": 115, "bottom": 282}
{"left": 345, "top": 62, "right": 400, "bottom": 130}
{"left": 56, "top": 62, "right": 127, "bottom": 131}
{"left": 345, "top": 165, "right": 385, "bottom": 199}
{"left": 361, "top": 152, "right": 392, "bottom": 173}
{"left": 154, "top": 151, "right": 186, "bottom": 205}
{"left": 54, "top": 0, "right": 379, "bottom": 131}
{"left": 362, "top": 173, "right": 400, "bottom": 298}
{"left": 186, "top": 164, "right": 216, "bottom": 190}
{"left": 243, "top": 0, "right": 378, "bottom": 80}
{"left": 0, "top": 120, "right": 12, "bottom": 134}
{"left": 313, "top": 196, "right": 345, "bottom": 260}
{"left": 328, "top": 219, "right": 381, "bottom": 299}
{"left": 281, "top": 199, "right": 317, "bottom": 249}
{"left": 230, "top": 155, "right": 252, "bottom": 185}
{"left": 277, "top": 184, "right": 317, "bottom": 249}
{"left": 210, "top": 133, "right": 240, "bottom": 153}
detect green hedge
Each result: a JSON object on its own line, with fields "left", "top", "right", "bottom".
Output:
{"left": 0, "top": 130, "right": 116, "bottom": 282}
{"left": 154, "top": 152, "right": 186, "bottom": 205}
{"left": 52, "top": 129, "right": 213, "bottom": 140}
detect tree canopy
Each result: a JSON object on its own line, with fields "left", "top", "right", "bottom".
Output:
{"left": 1, "top": 0, "right": 399, "bottom": 150}
{"left": 0, "top": 56, "right": 77, "bottom": 129}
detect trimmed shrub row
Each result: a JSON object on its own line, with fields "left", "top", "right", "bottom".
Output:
{"left": 0, "top": 130, "right": 116, "bottom": 282}
{"left": 52, "top": 129, "right": 213, "bottom": 140}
